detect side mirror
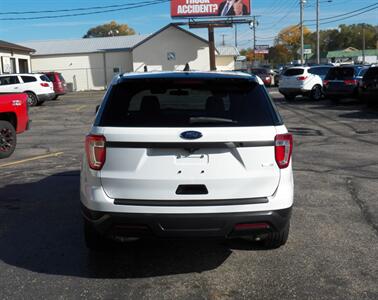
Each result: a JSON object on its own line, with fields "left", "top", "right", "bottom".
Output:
{"left": 95, "top": 105, "right": 100, "bottom": 114}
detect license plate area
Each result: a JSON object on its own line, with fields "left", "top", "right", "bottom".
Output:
{"left": 175, "top": 153, "right": 209, "bottom": 165}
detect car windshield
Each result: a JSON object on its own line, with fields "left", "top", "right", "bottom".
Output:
{"left": 250, "top": 69, "right": 268, "bottom": 75}
{"left": 98, "top": 78, "right": 282, "bottom": 127}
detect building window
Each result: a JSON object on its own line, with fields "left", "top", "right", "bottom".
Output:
{"left": 10, "top": 58, "right": 16, "bottom": 73}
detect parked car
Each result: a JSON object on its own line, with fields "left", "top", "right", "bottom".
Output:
{"left": 323, "top": 65, "right": 364, "bottom": 101}
{"left": 0, "top": 93, "right": 30, "bottom": 158}
{"left": 249, "top": 68, "right": 273, "bottom": 86}
{"left": 0, "top": 74, "right": 55, "bottom": 106}
{"left": 81, "top": 71, "right": 294, "bottom": 250}
{"left": 279, "top": 66, "right": 323, "bottom": 101}
{"left": 359, "top": 66, "right": 378, "bottom": 106}
{"left": 308, "top": 65, "right": 332, "bottom": 81}
{"left": 44, "top": 72, "right": 68, "bottom": 100}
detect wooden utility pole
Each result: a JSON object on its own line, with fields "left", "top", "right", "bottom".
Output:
{"left": 208, "top": 25, "right": 216, "bottom": 70}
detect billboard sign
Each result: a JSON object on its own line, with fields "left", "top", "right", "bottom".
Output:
{"left": 254, "top": 45, "right": 269, "bottom": 54}
{"left": 171, "top": 0, "right": 251, "bottom": 18}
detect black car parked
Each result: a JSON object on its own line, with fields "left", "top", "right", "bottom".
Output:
{"left": 359, "top": 66, "right": 378, "bottom": 106}
{"left": 323, "top": 65, "right": 365, "bottom": 101}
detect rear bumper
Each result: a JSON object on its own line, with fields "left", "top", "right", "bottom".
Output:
{"left": 279, "top": 87, "right": 309, "bottom": 95}
{"left": 82, "top": 204, "right": 292, "bottom": 238}
{"left": 324, "top": 86, "right": 357, "bottom": 97}
{"left": 38, "top": 93, "right": 56, "bottom": 101}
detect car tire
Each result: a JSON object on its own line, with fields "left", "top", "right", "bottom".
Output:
{"left": 36, "top": 100, "right": 45, "bottom": 106}
{"left": 84, "top": 218, "right": 108, "bottom": 251}
{"left": 310, "top": 85, "right": 322, "bottom": 101}
{"left": 26, "top": 92, "right": 38, "bottom": 107}
{"left": 52, "top": 95, "right": 59, "bottom": 100}
{"left": 284, "top": 94, "right": 296, "bottom": 101}
{"left": 0, "top": 120, "right": 17, "bottom": 159}
{"left": 263, "top": 223, "right": 290, "bottom": 249}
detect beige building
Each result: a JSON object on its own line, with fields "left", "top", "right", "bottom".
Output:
{"left": 215, "top": 46, "right": 240, "bottom": 71}
{"left": 21, "top": 24, "right": 217, "bottom": 91}
{"left": 0, "top": 40, "right": 34, "bottom": 74}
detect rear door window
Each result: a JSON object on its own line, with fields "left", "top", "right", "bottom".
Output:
{"left": 283, "top": 69, "right": 304, "bottom": 76}
{"left": 21, "top": 76, "right": 37, "bottom": 83}
{"left": 45, "top": 73, "right": 55, "bottom": 82}
{"left": 98, "top": 78, "right": 282, "bottom": 127}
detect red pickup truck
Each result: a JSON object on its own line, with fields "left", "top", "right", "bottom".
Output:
{"left": 0, "top": 93, "right": 30, "bottom": 159}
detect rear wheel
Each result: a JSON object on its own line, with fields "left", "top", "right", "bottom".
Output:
{"left": 26, "top": 92, "right": 38, "bottom": 107}
{"left": 52, "top": 95, "right": 59, "bottom": 100}
{"left": 310, "top": 85, "right": 322, "bottom": 101}
{"left": 36, "top": 100, "right": 45, "bottom": 106}
{"left": 0, "top": 120, "right": 17, "bottom": 159}
{"left": 263, "top": 223, "right": 290, "bottom": 249}
{"left": 84, "top": 218, "right": 109, "bottom": 251}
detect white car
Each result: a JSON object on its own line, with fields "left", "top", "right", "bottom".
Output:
{"left": 0, "top": 73, "right": 55, "bottom": 106}
{"left": 279, "top": 66, "right": 323, "bottom": 101}
{"left": 81, "top": 71, "right": 294, "bottom": 250}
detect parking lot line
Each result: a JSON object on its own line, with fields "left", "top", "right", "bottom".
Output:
{"left": 0, "top": 152, "right": 64, "bottom": 168}
{"left": 75, "top": 105, "right": 87, "bottom": 112}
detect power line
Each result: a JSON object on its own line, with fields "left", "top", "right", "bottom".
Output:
{"left": 0, "top": 1, "right": 161, "bottom": 15}
{"left": 0, "top": 0, "right": 169, "bottom": 21}
{"left": 304, "top": 2, "right": 378, "bottom": 22}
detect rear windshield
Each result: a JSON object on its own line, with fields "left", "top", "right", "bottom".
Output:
{"left": 97, "top": 78, "right": 282, "bottom": 127}
{"left": 364, "top": 67, "right": 378, "bottom": 80}
{"left": 283, "top": 69, "right": 304, "bottom": 76}
{"left": 250, "top": 68, "right": 268, "bottom": 75}
{"left": 46, "top": 73, "right": 55, "bottom": 82}
{"left": 58, "top": 73, "right": 65, "bottom": 82}
{"left": 40, "top": 75, "right": 51, "bottom": 82}
{"left": 325, "top": 67, "right": 356, "bottom": 80}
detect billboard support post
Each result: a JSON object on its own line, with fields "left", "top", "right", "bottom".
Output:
{"left": 208, "top": 25, "right": 216, "bottom": 70}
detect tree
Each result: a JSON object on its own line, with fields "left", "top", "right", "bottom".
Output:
{"left": 268, "top": 44, "right": 293, "bottom": 65}
{"left": 83, "top": 21, "right": 135, "bottom": 38}
{"left": 276, "top": 25, "right": 312, "bottom": 58}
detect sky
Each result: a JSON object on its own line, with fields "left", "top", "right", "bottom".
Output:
{"left": 0, "top": 0, "right": 377, "bottom": 49}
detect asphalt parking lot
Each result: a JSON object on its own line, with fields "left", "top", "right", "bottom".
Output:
{"left": 0, "top": 89, "right": 377, "bottom": 299}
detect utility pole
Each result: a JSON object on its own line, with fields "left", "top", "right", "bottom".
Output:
{"left": 300, "top": 0, "right": 306, "bottom": 65}
{"left": 316, "top": 0, "right": 320, "bottom": 64}
{"left": 221, "top": 34, "right": 226, "bottom": 46}
{"left": 362, "top": 25, "right": 366, "bottom": 64}
{"left": 234, "top": 24, "right": 238, "bottom": 48}
{"left": 252, "top": 16, "right": 257, "bottom": 53}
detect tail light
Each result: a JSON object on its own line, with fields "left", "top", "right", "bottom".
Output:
{"left": 85, "top": 135, "right": 106, "bottom": 170}
{"left": 344, "top": 79, "right": 357, "bottom": 85}
{"left": 323, "top": 80, "right": 329, "bottom": 86}
{"left": 297, "top": 76, "right": 308, "bottom": 81}
{"left": 275, "top": 134, "right": 293, "bottom": 169}
{"left": 40, "top": 83, "right": 49, "bottom": 87}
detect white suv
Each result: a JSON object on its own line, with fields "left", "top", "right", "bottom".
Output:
{"left": 81, "top": 72, "right": 294, "bottom": 250}
{"left": 279, "top": 66, "right": 323, "bottom": 101}
{"left": 0, "top": 73, "right": 55, "bottom": 106}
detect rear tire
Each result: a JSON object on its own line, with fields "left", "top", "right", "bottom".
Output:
{"left": 0, "top": 120, "right": 17, "bottom": 159}
{"left": 263, "top": 223, "right": 290, "bottom": 249}
{"left": 36, "top": 100, "right": 45, "bottom": 106}
{"left": 84, "top": 218, "right": 108, "bottom": 251}
{"left": 26, "top": 92, "right": 38, "bottom": 107}
{"left": 52, "top": 95, "right": 59, "bottom": 100}
{"left": 310, "top": 85, "right": 322, "bottom": 101}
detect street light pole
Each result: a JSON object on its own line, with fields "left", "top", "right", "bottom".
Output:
{"left": 300, "top": 0, "right": 306, "bottom": 65}
{"left": 316, "top": 0, "right": 320, "bottom": 64}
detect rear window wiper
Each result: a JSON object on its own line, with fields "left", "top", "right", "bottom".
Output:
{"left": 189, "top": 117, "right": 237, "bottom": 124}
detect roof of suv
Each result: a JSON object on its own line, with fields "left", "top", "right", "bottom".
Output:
{"left": 0, "top": 73, "right": 48, "bottom": 77}
{"left": 117, "top": 71, "right": 256, "bottom": 82}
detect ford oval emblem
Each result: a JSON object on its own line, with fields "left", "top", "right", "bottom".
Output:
{"left": 180, "top": 131, "right": 203, "bottom": 140}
